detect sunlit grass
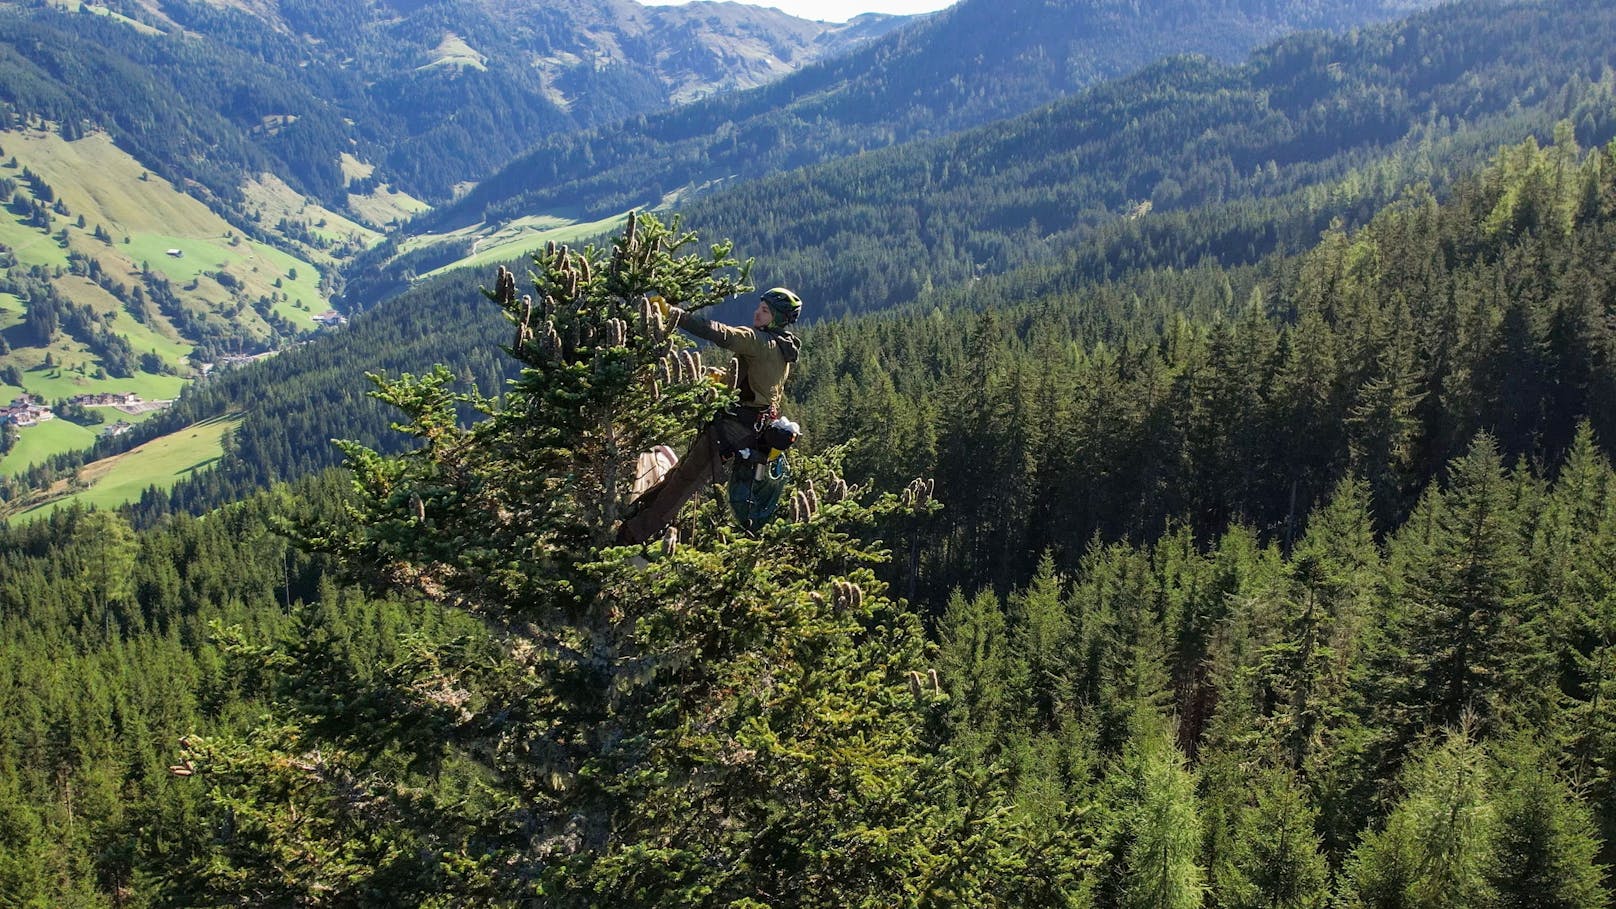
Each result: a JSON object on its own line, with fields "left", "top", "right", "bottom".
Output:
{"left": 5, "top": 413, "right": 242, "bottom": 520}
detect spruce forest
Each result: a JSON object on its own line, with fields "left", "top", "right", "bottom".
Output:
{"left": 3, "top": 0, "right": 1616, "bottom": 906}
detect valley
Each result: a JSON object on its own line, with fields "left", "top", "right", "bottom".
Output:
{"left": 3, "top": 0, "right": 1616, "bottom": 904}
{"left": 0, "top": 126, "right": 338, "bottom": 483}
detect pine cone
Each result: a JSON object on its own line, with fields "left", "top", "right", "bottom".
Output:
{"left": 832, "top": 580, "right": 864, "bottom": 610}
{"left": 494, "top": 265, "right": 518, "bottom": 306}
{"left": 791, "top": 489, "right": 818, "bottom": 522}
{"left": 902, "top": 477, "right": 936, "bottom": 509}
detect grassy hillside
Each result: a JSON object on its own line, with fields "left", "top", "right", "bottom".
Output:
{"left": 408, "top": 211, "right": 634, "bottom": 280}
{"left": 0, "top": 127, "right": 330, "bottom": 472}
{"left": 1, "top": 412, "right": 242, "bottom": 521}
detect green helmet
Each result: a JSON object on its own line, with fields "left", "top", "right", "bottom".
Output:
{"left": 761, "top": 287, "right": 802, "bottom": 327}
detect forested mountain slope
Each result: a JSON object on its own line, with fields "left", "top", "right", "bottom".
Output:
{"left": 411, "top": 0, "right": 1435, "bottom": 237}
{"left": 363, "top": 0, "right": 1606, "bottom": 316}
{"left": 6, "top": 151, "right": 1616, "bottom": 900}
{"left": 0, "top": 0, "right": 898, "bottom": 215}
{"left": 793, "top": 129, "right": 1616, "bottom": 594}
{"left": 674, "top": 0, "right": 1616, "bottom": 319}
{"left": 55, "top": 0, "right": 1613, "bottom": 525}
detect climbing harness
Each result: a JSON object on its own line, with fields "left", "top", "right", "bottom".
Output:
{"left": 727, "top": 415, "right": 801, "bottom": 532}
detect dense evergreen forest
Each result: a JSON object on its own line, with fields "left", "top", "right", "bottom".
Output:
{"left": 37, "top": 0, "right": 1607, "bottom": 522}
{"left": 4, "top": 122, "right": 1616, "bottom": 902}
{"left": 793, "top": 128, "right": 1616, "bottom": 594}
{"left": 421, "top": 0, "right": 1434, "bottom": 234}
{"left": 676, "top": 0, "right": 1616, "bottom": 321}
{"left": 5, "top": 0, "right": 1616, "bottom": 904}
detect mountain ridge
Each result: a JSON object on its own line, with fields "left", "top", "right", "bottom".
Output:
{"left": 0, "top": 0, "right": 907, "bottom": 215}
{"left": 413, "top": 0, "right": 1439, "bottom": 240}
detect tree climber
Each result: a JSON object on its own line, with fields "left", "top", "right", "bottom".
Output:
{"left": 618, "top": 287, "right": 802, "bottom": 544}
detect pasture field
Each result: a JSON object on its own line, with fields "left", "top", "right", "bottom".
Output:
{"left": 2, "top": 128, "right": 330, "bottom": 332}
{"left": 1, "top": 417, "right": 96, "bottom": 474}
{"left": 416, "top": 211, "right": 632, "bottom": 280}
{"left": 0, "top": 205, "right": 72, "bottom": 272}
{"left": 12, "top": 367, "right": 184, "bottom": 406}
{"left": 0, "top": 292, "right": 22, "bottom": 331}
{"left": 4, "top": 413, "right": 242, "bottom": 520}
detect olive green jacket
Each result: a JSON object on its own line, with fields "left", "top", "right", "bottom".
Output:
{"left": 676, "top": 310, "right": 801, "bottom": 410}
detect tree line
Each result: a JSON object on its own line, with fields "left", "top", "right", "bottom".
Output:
{"left": 2, "top": 128, "right": 1615, "bottom": 900}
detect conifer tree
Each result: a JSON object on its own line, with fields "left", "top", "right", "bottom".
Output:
{"left": 1345, "top": 341, "right": 1424, "bottom": 531}
{"left": 1531, "top": 424, "right": 1616, "bottom": 825}
{"left": 938, "top": 584, "right": 1020, "bottom": 753}
{"left": 1339, "top": 729, "right": 1496, "bottom": 909}
{"left": 1487, "top": 737, "right": 1608, "bottom": 909}
{"left": 1117, "top": 723, "right": 1206, "bottom": 909}
{"left": 1255, "top": 478, "right": 1377, "bottom": 775}
{"left": 1386, "top": 435, "right": 1548, "bottom": 741}
{"left": 1208, "top": 765, "right": 1329, "bottom": 909}
{"left": 1009, "top": 552, "right": 1074, "bottom": 731}
{"left": 176, "top": 215, "right": 988, "bottom": 905}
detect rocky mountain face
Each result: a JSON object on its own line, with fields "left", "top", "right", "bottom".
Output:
{"left": 508, "top": 0, "right": 907, "bottom": 107}
{"left": 409, "top": 0, "right": 1444, "bottom": 237}
{"left": 147, "top": 0, "right": 907, "bottom": 108}
{"left": 0, "top": 0, "right": 907, "bottom": 209}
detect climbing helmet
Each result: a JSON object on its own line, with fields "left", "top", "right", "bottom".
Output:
{"left": 760, "top": 287, "right": 802, "bottom": 327}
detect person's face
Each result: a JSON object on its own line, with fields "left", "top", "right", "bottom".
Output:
{"left": 753, "top": 300, "right": 772, "bottom": 329}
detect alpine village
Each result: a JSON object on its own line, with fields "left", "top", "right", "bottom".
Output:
{"left": 3, "top": 0, "right": 1616, "bottom": 905}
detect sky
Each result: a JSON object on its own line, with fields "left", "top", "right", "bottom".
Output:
{"left": 638, "top": 0, "right": 959, "bottom": 24}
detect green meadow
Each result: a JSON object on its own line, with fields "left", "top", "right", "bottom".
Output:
{"left": 0, "top": 205, "right": 72, "bottom": 272}
{"left": 416, "top": 211, "right": 632, "bottom": 280}
{"left": 5, "top": 413, "right": 242, "bottom": 520}
{"left": 12, "top": 367, "right": 184, "bottom": 404}
{"left": 1, "top": 417, "right": 96, "bottom": 474}
{"left": 0, "top": 292, "right": 22, "bottom": 331}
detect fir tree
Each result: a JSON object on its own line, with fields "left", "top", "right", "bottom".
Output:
{"left": 938, "top": 586, "right": 1017, "bottom": 753}
{"left": 1487, "top": 737, "right": 1608, "bottom": 909}
{"left": 1210, "top": 766, "right": 1330, "bottom": 909}
{"left": 1117, "top": 723, "right": 1206, "bottom": 909}
{"left": 1009, "top": 552, "right": 1074, "bottom": 731}
{"left": 1387, "top": 435, "right": 1548, "bottom": 740}
{"left": 1340, "top": 729, "right": 1497, "bottom": 909}
{"left": 176, "top": 215, "right": 1004, "bottom": 905}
